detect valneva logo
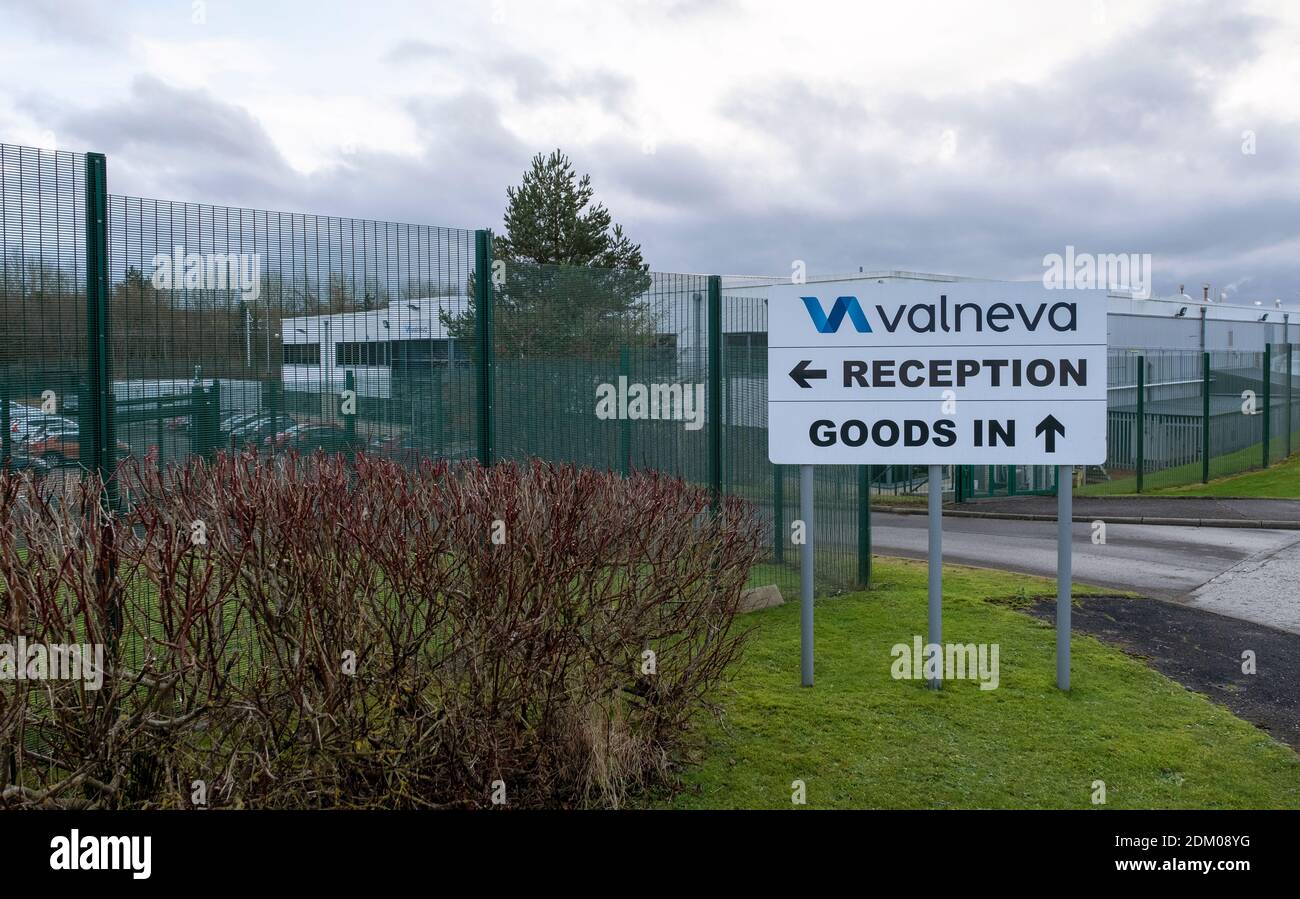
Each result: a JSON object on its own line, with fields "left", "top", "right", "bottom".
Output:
{"left": 150, "top": 245, "right": 261, "bottom": 302}
{"left": 802, "top": 295, "right": 872, "bottom": 333}
{"left": 803, "top": 293, "right": 1081, "bottom": 335}
{"left": 50, "top": 830, "right": 151, "bottom": 880}
{"left": 1042, "top": 245, "right": 1152, "bottom": 298}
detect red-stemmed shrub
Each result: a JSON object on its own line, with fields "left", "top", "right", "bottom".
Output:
{"left": 0, "top": 453, "right": 762, "bottom": 808}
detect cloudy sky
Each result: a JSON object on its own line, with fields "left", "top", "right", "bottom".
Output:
{"left": 2, "top": 0, "right": 1298, "bottom": 304}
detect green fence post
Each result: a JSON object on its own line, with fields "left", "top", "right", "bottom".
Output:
{"left": 269, "top": 378, "right": 281, "bottom": 440}
{"left": 190, "top": 381, "right": 207, "bottom": 457}
{"left": 83, "top": 152, "right": 115, "bottom": 500}
{"left": 156, "top": 401, "right": 165, "bottom": 470}
{"left": 343, "top": 369, "right": 356, "bottom": 449}
{"left": 1135, "top": 357, "right": 1145, "bottom": 493}
{"left": 707, "top": 275, "right": 722, "bottom": 513}
{"left": 474, "top": 229, "right": 494, "bottom": 468}
{"left": 211, "top": 382, "right": 222, "bottom": 458}
{"left": 433, "top": 370, "right": 445, "bottom": 454}
{"left": 1202, "top": 351, "right": 1211, "bottom": 484}
{"left": 1262, "top": 344, "right": 1272, "bottom": 469}
{"left": 773, "top": 464, "right": 784, "bottom": 564}
{"left": 618, "top": 345, "right": 631, "bottom": 475}
{"left": 202, "top": 381, "right": 221, "bottom": 460}
{"left": 1288, "top": 344, "right": 1294, "bottom": 459}
{"left": 0, "top": 375, "right": 10, "bottom": 464}
{"left": 857, "top": 464, "right": 871, "bottom": 586}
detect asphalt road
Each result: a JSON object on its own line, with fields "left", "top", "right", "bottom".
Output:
{"left": 869, "top": 510, "right": 1300, "bottom": 608}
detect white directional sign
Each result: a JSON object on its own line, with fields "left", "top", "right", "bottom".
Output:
{"left": 767, "top": 280, "right": 1107, "bottom": 465}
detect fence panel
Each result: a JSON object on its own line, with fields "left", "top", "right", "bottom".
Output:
{"left": 101, "top": 195, "right": 478, "bottom": 468}
{"left": 0, "top": 145, "right": 88, "bottom": 469}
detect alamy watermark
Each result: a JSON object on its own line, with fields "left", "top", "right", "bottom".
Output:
{"left": 891, "top": 636, "right": 1000, "bottom": 690}
{"left": 0, "top": 637, "right": 104, "bottom": 690}
{"left": 595, "top": 377, "right": 705, "bottom": 431}
{"left": 1042, "top": 245, "right": 1151, "bottom": 298}
{"left": 149, "top": 246, "right": 261, "bottom": 302}
{"left": 50, "top": 829, "right": 151, "bottom": 880}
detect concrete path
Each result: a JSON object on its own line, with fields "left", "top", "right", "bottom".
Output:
{"left": 1187, "top": 541, "right": 1300, "bottom": 634}
{"left": 865, "top": 511, "right": 1300, "bottom": 633}
{"left": 765, "top": 497, "right": 1300, "bottom": 633}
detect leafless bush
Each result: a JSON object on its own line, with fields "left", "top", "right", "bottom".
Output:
{"left": 0, "top": 453, "right": 762, "bottom": 808}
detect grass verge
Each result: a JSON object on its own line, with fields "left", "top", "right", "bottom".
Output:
{"left": 659, "top": 557, "right": 1300, "bottom": 809}
{"left": 1139, "top": 450, "right": 1300, "bottom": 498}
{"left": 1080, "top": 446, "right": 1300, "bottom": 497}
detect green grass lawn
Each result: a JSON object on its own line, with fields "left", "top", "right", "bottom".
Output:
{"left": 660, "top": 557, "right": 1300, "bottom": 809}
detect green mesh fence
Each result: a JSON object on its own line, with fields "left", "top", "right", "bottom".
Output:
{"left": 0, "top": 144, "right": 872, "bottom": 605}
{"left": 960, "top": 348, "right": 1299, "bottom": 497}
{"left": 1072, "top": 348, "right": 1293, "bottom": 493}
{"left": 7, "top": 141, "right": 1298, "bottom": 610}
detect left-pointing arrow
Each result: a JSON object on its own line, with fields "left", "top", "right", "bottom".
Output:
{"left": 789, "top": 359, "right": 827, "bottom": 389}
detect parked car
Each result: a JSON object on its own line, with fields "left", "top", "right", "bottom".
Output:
{"left": 25, "top": 424, "right": 131, "bottom": 466}
{"left": 219, "top": 410, "right": 256, "bottom": 431}
{"left": 266, "top": 424, "right": 364, "bottom": 454}
{"left": 228, "top": 413, "right": 298, "bottom": 449}
{"left": 8, "top": 407, "right": 78, "bottom": 444}
{"left": 368, "top": 432, "right": 432, "bottom": 462}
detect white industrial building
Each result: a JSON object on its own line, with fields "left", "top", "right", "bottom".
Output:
{"left": 280, "top": 295, "right": 471, "bottom": 398}
{"left": 278, "top": 272, "right": 1298, "bottom": 403}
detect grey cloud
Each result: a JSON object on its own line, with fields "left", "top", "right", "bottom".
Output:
{"left": 383, "top": 38, "right": 634, "bottom": 118}
{"left": 44, "top": 76, "right": 522, "bottom": 232}
{"left": 12, "top": 2, "right": 1298, "bottom": 305}
{"left": 47, "top": 76, "right": 299, "bottom": 203}
{"left": 0, "top": 0, "right": 124, "bottom": 45}
{"left": 695, "top": 1, "right": 1300, "bottom": 300}
{"left": 384, "top": 39, "right": 453, "bottom": 64}
{"left": 587, "top": 138, "right": 730, "bottom": 210}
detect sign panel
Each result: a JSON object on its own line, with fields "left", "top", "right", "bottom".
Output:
{"left": 767, "top": 280, "right": 1107, "bottom": 465}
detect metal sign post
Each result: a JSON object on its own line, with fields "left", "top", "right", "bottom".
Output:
{"left": 801, "top": 464, "right": 814, "bottom": 687}
{"left": 1057, "top": 465, "right": 1072, "bottom": 690}
{"left": 767, "top": 279, "right": 1105, "bottom": 691}
{"left": 927, "top": 464, "right": 943, "bottom": 689}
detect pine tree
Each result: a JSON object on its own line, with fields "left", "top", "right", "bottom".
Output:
{"left": 451, "top": 150, "right": 653, "bottom": 359}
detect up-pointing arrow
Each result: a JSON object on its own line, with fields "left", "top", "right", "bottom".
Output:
{"left": 1035, "top": 414, "right": 1066, "bottom": 453}
{"left": 788, "top": 359, "right": 827, "bottom": 389}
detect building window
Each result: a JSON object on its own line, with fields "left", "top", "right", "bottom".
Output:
{"left": 391, "top": 338, "right": 455, "bottom": 366}
{"left": 723, "top": 332, "right": 766, "bottom": 374}
{"left": 336, "top": 340, "right": 392, "bottom": 366}
{"left": 283, "top": 343, "right": 321, "bottom": 365}
{"left": 724, "top": 332, "right": 767, "bottom": 350}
